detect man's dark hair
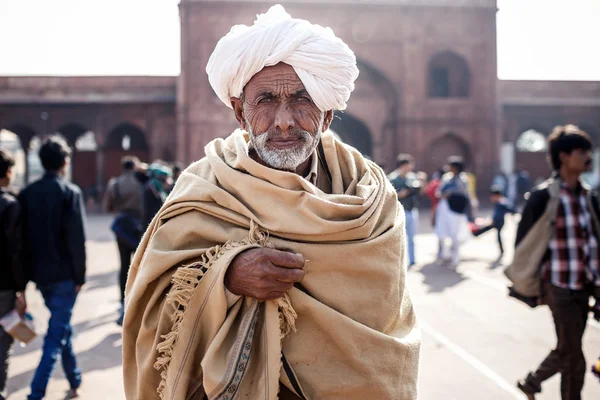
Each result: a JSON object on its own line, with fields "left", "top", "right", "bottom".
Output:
{"left": 447, "top": 156, "right": 465, "bottom": 173}
{"left": 548, "top": 125, "right": 592, "bottom": 171}
{"left": 122, "top": 156, "right": 139, "bottom": 171}
{"left": 39, "top": 136, "right": 72, "bottom": 172}
{"left": 0, "top": 150, "right": 15, "bottom": 179}
{"left": 172, "top": 161, "right": 184, "bottom": 176}
{"left": 396, "top": 153, "right": 414, "bottom": 169}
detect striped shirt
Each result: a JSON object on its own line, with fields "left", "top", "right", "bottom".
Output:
{"left": 542, "top": 183, "right": 600, "bottom": 290}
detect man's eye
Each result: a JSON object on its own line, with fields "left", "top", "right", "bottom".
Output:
{"left": 258, "top": 97, "right": 273, "bottom": 104}
{"left": 298, "top": 97, "right": 312, "bottom": 103}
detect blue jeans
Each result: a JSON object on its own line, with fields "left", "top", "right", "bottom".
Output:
{"left": 28, "top": 281, "right": 81, "bottom": 400}
{"left": 405, "top": 209, "right": 418, "bottom": 265}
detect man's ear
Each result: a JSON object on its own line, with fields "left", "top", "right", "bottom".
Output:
{"left": 322, "top": 110, "right": 334, "bottom": 132}
{"left": 559, "top": 151, "right": 569, "bottom": 166}
{"left": 231, "top": 97, "right": 247, "bottom": 131}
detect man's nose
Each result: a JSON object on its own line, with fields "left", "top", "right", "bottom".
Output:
{"left": 273, "top": 104, "right": 295, "bottom": 134}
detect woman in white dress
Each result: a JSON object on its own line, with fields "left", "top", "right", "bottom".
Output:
{"left": 435, "top": 157, "right": 472, "bottom": 266}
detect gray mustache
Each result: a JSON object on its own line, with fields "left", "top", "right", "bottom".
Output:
{"left": 263, "top": 129, "right": 312, "bottom": 140}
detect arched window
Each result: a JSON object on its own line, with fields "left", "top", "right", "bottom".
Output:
{"left": 74, "top": 131, "right": 97, "bottom": 152}
{"left": 516, "top": 129, "right": 547, "bottom": 152}
{"left": 426, "top": 132, "right": 471, "bottom": 174}
{"left": 105, "top": 123, "right": 148, "bottom": 151}
{"left": 427, "top": 51, "right": 470, "bottom": 98}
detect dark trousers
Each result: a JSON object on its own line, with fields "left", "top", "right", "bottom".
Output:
{"left": 529, "top": 283, "right": 591, "bottom": 400}
{"left": 117, "top": 238, "right": 135, "bottom": 305}
{"left": 473, "top": 222, "right": 504, "bottom": 253}
{"left": 0, "top": 291, "right": 16, "bottom": 398}
{"left": 29, "top": 280, "right": 81, "bottom": 400}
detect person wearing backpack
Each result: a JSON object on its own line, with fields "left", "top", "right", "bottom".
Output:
{"left": 0, "top": 150, "right": 26, "bottom": 400}
{"left": 506, "top": 125, "right": 600, "bottom": 400}
{"left": 103, "top": 156, "right": 144, "bottom": 326}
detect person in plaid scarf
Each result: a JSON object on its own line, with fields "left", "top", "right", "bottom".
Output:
{"left": 515, "top": 125, "right": 600, "bottom": 400}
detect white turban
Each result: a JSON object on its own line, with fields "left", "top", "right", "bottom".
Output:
{"left": 206, "top": 4, "right": 359, "bottom": 111}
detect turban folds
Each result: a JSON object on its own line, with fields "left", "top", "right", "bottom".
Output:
{"left": 206, "top": 5, "right": 359, "bottom": 111}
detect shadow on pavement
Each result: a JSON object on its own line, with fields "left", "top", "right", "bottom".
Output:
{"left": 7, "top": 332, "right": 123, "bottom": 396}
{"left": 12, "top": 311, "right": 119, "bottom": 358}
{"left": 82, "top": 271, "right": 119, "bottom": 294}
{"left": 417, "top": 261, "right": 466, "bottom": 293}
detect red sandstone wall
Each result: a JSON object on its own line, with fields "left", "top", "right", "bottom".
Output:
{"left": 178, "top": 0, "right": 499, "bottom": 191}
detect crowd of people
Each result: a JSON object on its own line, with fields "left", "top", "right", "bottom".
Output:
{"left": 387, "top": 125, "right": 600, "bottom": 399}
{"left": 102, "top": 156, "right": 183, "bottom": 325}
{"left": 0, "top": 135, "right": 184, "bottom": 399}
{"left": 0, "top": 137, "right": 85, "bottom": 400}
{"left": 388, "top": 153, "right": 510, "bottom": 267}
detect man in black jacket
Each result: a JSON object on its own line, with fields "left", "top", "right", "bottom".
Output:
{"left": 0, "top": 150, "right": 26, "bottom": 400}
{"left": 515, "top": 125, "right": 600, "bottom": 400}
{"left": 20, "top": 137, "right": 86, "bottom": 400}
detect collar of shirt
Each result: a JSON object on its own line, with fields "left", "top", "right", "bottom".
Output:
{"left": 43, "top": 171, "right": 61, "bottom": 180}
{"left": 304, "top": 151, "right": 319, "bottom": 186}
{"left": 560, "top": 180, "right": 585, "bottom": 195}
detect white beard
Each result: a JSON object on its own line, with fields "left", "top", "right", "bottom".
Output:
{"left": 247, "top": 124, "right": 321, "bottom": 171}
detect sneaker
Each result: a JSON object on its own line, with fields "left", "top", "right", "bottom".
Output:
{"left": 516, "top": 381, "right": 536, "bottom": 400}
{"left": 592, "top": 359, "right": 600, "bottom": 381}
{"left": 65, "top": 388, "right": 80, "bottom": 399}
{"left": 116, "top": 311, "right": 124, "bottom": 326}
{"left": 517, "top": 373, "right": 540, "bottom": 399}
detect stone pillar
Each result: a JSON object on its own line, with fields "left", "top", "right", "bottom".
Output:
{"left": 96, "top": 147, "right": 105, "bottom": 193}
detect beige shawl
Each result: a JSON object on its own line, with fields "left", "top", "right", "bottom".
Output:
{"left": 122, "top": 130, "right": 420, "bottom": 400}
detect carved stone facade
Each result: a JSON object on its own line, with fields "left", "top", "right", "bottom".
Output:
{"left": 178, "top": 0, "right": 499, "bottom": 186}
{"left": 0, "top": 0, "right": 598, "bottom": 193}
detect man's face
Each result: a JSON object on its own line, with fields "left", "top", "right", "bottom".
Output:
{"left": 231, "top": 63, "right": 333, "bottom": 171}
{"left": 561, "top": 148, "right": 593, "bottom": 174}
{"left": 5, "top": 167, "right": 12, "bottom": 184}
{"left": 59, "top": 157, "right": 71, "bottom": 177}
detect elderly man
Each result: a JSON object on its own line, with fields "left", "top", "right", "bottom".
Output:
{"left": 123, "top": 6, "right": 419, "bottom": 400}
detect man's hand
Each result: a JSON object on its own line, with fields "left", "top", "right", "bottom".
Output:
{"left": 225, "top": 248, "right": 305, "bottom": 301}
{"left": 15, "top": 292, "right": 27, "bottom": 318}
{"left": 397, "top": 189, "right": 411, "bottom": 199}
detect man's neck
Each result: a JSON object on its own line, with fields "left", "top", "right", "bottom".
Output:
{"left": 396, "top": 168, "right": 407, "bottom": 178}
{"left": 559, "top": 168, "right": 580, "bottom": 190}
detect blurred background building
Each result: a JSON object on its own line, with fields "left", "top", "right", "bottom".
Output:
{"left": 0, "top": 0, "right": 599, "bottom": 194}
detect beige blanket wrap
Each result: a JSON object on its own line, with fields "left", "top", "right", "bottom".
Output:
{"left": 122, "top": 130, "right": 420, "bottom": 400}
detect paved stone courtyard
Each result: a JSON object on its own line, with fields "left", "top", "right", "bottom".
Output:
{"left": 6, "top": 213, "right": 600, "bottom": 399}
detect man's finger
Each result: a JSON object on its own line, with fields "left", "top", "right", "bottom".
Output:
{"left": 266, "top": 264, "right": 305, "bottom": 283}
{"left": 265, "top": 249, "right": 305, "bottom": 269}
{"left": 264, "top": 291, "right": 286, "bottom": 300}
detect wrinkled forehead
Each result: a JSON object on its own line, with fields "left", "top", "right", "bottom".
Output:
{"left": 243, "top": 62, "right": 307, "bottom": 98}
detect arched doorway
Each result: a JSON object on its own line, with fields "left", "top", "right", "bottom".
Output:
{"left": 104, "top": 123, "right": 149, "bottom": 184}
{"left": 27, "top": 133, "right": 74, "bottom": 184}
{"left": 515, "top": 128, "right": 549, "bottom": 184}
{"left": 330, "top": 112, "right": 372, "bottom": 157}
{"left": 353, "top": 58, "right": 399, "bottom": 168}
{"left": 2, "top": 125, "right": 37, "bottom": 187}
{"left": 56, "top": 123, "right": 98, "bottom": 193}
{"left": 426, "top": 133, "right": 471, "bottom": 174}
{"left": 0, "top": 129, "right": 26, "bottom": 189}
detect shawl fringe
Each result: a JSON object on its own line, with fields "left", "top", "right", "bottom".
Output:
{"left": 153, "top": 221, "right": 298, "bottom": 398}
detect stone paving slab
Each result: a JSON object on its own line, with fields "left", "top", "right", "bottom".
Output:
{"left": 6, "top": 213, "right": 600, "bottom": 399}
